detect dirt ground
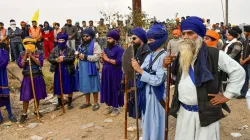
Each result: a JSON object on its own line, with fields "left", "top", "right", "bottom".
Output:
{"left": 0, "top": 62, "right": 249, "bottom": 140}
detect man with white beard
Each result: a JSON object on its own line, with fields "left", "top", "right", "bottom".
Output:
{"left": 163, "top": 16, "right": 245, "bottom": 140}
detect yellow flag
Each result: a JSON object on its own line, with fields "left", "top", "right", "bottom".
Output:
{"left": 32, "top": 9, "right": 39, "bottom": 23}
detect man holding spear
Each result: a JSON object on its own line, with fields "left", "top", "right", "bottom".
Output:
{"left": 17, "top": 37, "right": 47, "bottom": 123}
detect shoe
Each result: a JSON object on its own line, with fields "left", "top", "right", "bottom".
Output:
{"left": 8, "top": 116, "right": 17, "bottom": 122}
{"left": 103, "top": 107, "right": 113, "bottom": 115}
{"left": 127, "top": 126, "right": 137, "bottom": 132}
{"left": 92, "top": 104, "right": 100, "bottom": 111}
{"left": 110, "top": 109, "right": 119, "bottom": 117}
{"left": 19, "top": 115, "right": 28, "bottom": 124}
{"left": 0, "top": 115, "right": 3, "bottom": 124}
{"left": 67, "top": 104, "right": 74, "bottom": 110}
{"left": 236, "top": 96, "right": 245, "bottom": 99}
{"left": 33, "top": 112, "right": 43, "bottom": 118}
{"left": 54, "top": 104, "right": 62, "bottom": 111}
{"left": 79, "top": 104, "right": 92, "bottom": 109}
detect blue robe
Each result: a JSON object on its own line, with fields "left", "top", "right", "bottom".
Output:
{"left": 0, "top": 49, "right": 10, "bottom": 107}
{"left": 78, "top": 43, "right": 100, "bottom": 94}
{"left": 54, "top": 50, "right": 75, "bottom": 95}
{"left": 140, "top": 49, "right": 167, "bottom": 140}
{"left": 100, "top": 45, "right": 124, "bottom": 108}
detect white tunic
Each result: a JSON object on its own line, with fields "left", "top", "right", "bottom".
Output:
{"left": 175, "top": 51, "right": 245, "bottom": 140}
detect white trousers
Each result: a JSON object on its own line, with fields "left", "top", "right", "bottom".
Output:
{"left": 175, "top": 106, "right": 220, "bottom": 140}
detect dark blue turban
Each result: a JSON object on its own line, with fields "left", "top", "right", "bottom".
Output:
{"left": 107, "top": 30, "right": 120, "bottom": 41}
{"left": 82, "top": 28, "right": 96, "bottom": 39}
{"left": 181, "top": 16, "right": 206, "bottom": 37}
{"left": 57, "top": 32, "right": 68, "bottom": 41}
{"left": 132, "top": 27, "right": 148, "bottom": 44}
{"left": 146, "top": 22, "right": 168, "bottom": 51}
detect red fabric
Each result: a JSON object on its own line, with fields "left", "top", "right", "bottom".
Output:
{"left": 42, "top": 29, "right": 54, "bottom": 42}
{"left": 44, "top": 41, "right": 54, "bottom": 59}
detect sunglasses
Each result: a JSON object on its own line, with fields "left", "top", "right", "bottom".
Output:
{"left": 83, "top": 35, "right": 90, "bottom": 38}
{"left": 132, "top": 37, "right": 137, "bottom": 41}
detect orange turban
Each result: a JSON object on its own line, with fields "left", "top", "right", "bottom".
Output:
{"left": 53, "top": 22, "right": 57, "bottom": 26}
{"left": 202, "top": 18, "right": 205, "bottom": 23}
{"left": 176, "top": 18, "right": 180, "bottom": 22}
{"left": 205, "top": 30, "right": 220, "bottom": 47}
{"left": 172, "top": 29, "right": 181, "bottom": 36}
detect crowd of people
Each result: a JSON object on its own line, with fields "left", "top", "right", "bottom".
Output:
{"left": 0, "top": 16, "right": 250, "bottom": 140}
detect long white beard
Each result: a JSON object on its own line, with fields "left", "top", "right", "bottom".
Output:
{"left": 178, "top": 39, "right": 196, "bottom": 77}
{"left": 178, "top": 37, "right": 203, "bottom": 77}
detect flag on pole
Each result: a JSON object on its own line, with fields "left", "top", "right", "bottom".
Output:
{"left": 32, "top": 9, "right": 39, "bottom": 23}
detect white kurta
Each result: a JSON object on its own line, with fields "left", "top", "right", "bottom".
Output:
{"left": 175, "top": 51, "right": 245, "bottom": 140}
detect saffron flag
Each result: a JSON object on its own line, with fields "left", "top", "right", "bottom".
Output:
{"left": 32, "top": 9, "right": 39, "bottom": 23}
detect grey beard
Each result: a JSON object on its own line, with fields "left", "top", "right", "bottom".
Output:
{"left": 178, "top": 37, "right": 203, "bottom": 77}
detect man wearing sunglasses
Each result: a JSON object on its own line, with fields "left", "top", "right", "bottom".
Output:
{"left": 8, "top": 19, "right": 23, "bottom": 62}
{"left": 126, "top": 27, "right": 150, "bottom": 121}
{"left": 163, "top": 16, "right": 245, "bottom": 140}
{"left": 77, "top": 28, "right": 101, "bottom": 111}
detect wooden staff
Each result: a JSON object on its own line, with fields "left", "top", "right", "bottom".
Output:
{"left": 131, "top": 46, "right": 139, "bottom": 140}
{"left": 124, "top": 75, "right": 128, "bottom": 139}
{"left": 165, "top": 51, "right": 172, "bottom": 140}
{"left": 59, "top": 62, "right": 66, "bottom": 113}
{"left": 28, "top": 56, "right": 40, "bottom": 122}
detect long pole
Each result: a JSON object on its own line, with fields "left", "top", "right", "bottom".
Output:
{"left": 225, "top": 0, "right": 228, "bottom": 26}
{"left": 59, "top": 62, "right": 66, "bottom": 113}
{"left": 164, "top": 52, "right": 171, "bottom": 140}
{"left": 131, "top": 45, "right": 139, "bottom": 140}
{"left": 124, "top": 75, "right": 128, "bottom": 139}
{"left": 28, "top": 56, "right": 40, "bottom": 122}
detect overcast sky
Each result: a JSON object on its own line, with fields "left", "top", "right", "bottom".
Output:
{"left": 1, "top": 0, "right": 249, "bottom": 27}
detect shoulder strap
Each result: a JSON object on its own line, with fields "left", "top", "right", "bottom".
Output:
{"left": 147, "top": 50, "right": 165, "bottom": 71}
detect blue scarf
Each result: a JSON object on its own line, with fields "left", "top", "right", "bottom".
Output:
{"left": 78, "top": 40, "right": 98, "bottom": 76}
{"left": 195, "top": 43, "right": 214, "bottom": 86}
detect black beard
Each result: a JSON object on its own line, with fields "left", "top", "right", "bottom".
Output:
{"left": 107, "top": 41, "right": 115, "bottom": 48}
{"left": 133, "top": 42, "right": 141, "bottom": 50}
{"left": 67, "top": 24, "right": 72, "bottom": 27}
{"left": 83, "top": 39, "right": 91, "bottom": 45}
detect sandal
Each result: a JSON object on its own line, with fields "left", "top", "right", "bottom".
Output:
{"left": 19, "top": 114, "right": 28, "bottom": 124}
{"left": 33, "top": 112, "right": 43, "bottom": 118}
{"left": 92, "top": 104, "right": 100, "bottom": 111}
{"left": 8, "top": 116, "right": 17, "bottom": 122}
{"left": 79, "top": 104, "right": 92, "bottom": 109}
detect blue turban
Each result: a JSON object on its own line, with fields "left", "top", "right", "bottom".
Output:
{"left": 146, "top": 22, "right": 168, "bottom": 51}
{"left": 82, "top": 28, "right": 95, "bottom": 39}
{"left": 181, "top": 16, "right": 206, "bottom": 37}
{"left": 132, "top": 27, "right": 148, "bottom": 44}
{"left": 57, "top": 32, "right": 68, "bottom": 41}
{"left": 107, "top": 30, "right": 120, "bottom": 41}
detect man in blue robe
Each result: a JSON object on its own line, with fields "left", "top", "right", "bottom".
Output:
{"left": 0, "top": 43, "right": 17, "bottom": 123}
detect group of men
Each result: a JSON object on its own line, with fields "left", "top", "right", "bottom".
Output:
{"left": 0, "top": 15, "right": 249, "bottom": 140}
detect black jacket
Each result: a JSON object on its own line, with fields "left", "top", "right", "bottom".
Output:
{"left": 243, "top": 38, "right": 250, "bottom": 64}
{"left": 135, "top": 44, "right": 151, "bottom": 66}
{"left": 48, "top": 46, "right": 75, "bottom": 75}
